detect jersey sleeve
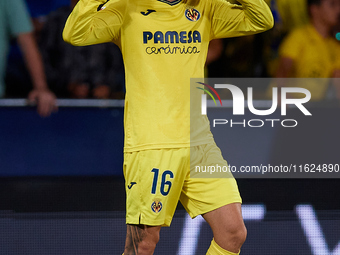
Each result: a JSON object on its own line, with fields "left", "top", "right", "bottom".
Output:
{"left": 279, "top": 29, "right": 303, "bottom": 60}
{"left": 210, "top": 0, "right": 274, "bottom": 39}
{"left": 6, "top": 0, "right": 33, "bottom": 37}
{"left": 63, "top": 0, "right": 127, "bottom": 46}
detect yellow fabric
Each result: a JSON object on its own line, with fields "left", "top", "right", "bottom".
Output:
{"left": 228, "top": 0, "right": 270, "bottom": 6}
{"left": 64, "top": 0, "right": 273, "bottom": 152}
{"left": 181, "top": 143, "right": 242, "bottom": 219}
{"left": 276, "top": 0, "right": 309, "bottom": 31}
{"left": 124, "top": 142, "right": 241, "bottom": 227}
{"left": 206, "top": 239, "right": 240, "bottom": 255}
{"left": 277, "top": 24, "right": 340, "bottom": 100}
{"left": 280, "top": 24, "right": 340, "bottom": 75}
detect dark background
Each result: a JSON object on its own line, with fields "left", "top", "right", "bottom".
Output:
{"left": 0, "top": 105, "right": 339, "bottom": 255}
{"left": 0, "top": 105, "right": 339, "bottom": 213}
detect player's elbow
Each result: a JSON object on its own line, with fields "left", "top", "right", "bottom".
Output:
{"left": 63, "top": 29, "right": 79, "bottom": 46}
{"left": 62, "top": 27, "right": 75, "bottom": 45}
{"left": 246, "top": 13, "right": 274, "bottom": 34}
{"left": 261, "top": 14, "right": 274, "bottom": 32}
{"left": 266, "top": 15, "right": 274, "bottom": 30}
{"left": 62, "top": 29, "right": 85, "bottom": 46}
{"left": 62, "top": 31, "right": 71, "bottom": 44}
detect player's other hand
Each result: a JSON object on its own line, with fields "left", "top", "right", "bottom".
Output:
{"left": 28, "top": 89, "right": 58, "bottom": 117}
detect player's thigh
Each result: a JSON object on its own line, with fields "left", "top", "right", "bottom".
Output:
{"left": 180, "top": 142, "right": 242, "bottom": 218}
{"left": 124, "top": 148, "right": 190, "bottom": 227}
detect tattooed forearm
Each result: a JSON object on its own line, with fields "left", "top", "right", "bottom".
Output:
{"left": 125, "top": 224, "right": 146, "bottom": 254}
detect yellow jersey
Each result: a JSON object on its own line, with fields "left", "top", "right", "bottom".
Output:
{"left": 278, "top": 24, "right": 340, "bottom": 100}
{"left": 63, "top": 0, "right": 273, "bottom": 152}
{"left": 276, "top": 0, "right": 309, "bottom": 31}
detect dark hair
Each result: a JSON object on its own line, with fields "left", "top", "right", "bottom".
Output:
{"left": 307, "top": 0, "right": 323, "bottom": 7}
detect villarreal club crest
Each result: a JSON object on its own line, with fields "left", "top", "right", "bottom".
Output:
{"left": 185, "top": 8, "right": 201, "bottom": 22}
{"left": 151, "top": 200, "right": 163, "bottom": 213}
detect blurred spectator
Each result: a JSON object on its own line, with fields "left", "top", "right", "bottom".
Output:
{"left": 39, "top": 0, "right": 125, "bottom": 99}
{"left": 0, "top": 0, "right": 57, "bottom": 117}
{"left": 268, "top": 0, "right": 340, "bottom": 101}
{"left": 276, "top": 0, "right": 309, "bottom": 31}
{"left": 207, "top": 0, "right": 272, "bottom": 80}
{"left": 264, "top": 0, "right": 313, "bottom": 77}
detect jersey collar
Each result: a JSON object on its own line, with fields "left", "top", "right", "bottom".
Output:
{"left": 157, "top": 0, "right": 182, "bottom": 6}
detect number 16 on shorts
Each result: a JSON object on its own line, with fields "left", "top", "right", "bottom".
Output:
{"left": 151, "top": 168, "right": 174, "bottom": 196}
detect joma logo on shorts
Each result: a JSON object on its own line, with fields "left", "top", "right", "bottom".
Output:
{"left": 128, "top": 182, "right": 137, "bottom": 189}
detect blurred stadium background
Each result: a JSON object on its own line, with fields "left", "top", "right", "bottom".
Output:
{"left": 0, "top": 101, "right": 340, "bottom": 254}
{"left": 1, "top": 0, "right": 340, "bottom": 254}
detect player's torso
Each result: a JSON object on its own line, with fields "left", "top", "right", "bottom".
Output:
{"left": 118, "top": 0, "right": 213, "bottom": 151}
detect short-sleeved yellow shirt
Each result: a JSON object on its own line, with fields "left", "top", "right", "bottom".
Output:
{"left": 278, "top": 24, "right": 340, "bottom": 100}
